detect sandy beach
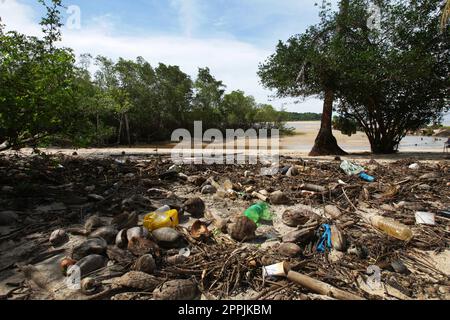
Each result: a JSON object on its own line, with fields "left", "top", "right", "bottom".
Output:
{"left": 6, "top": 122, "right": 448, "bottom": 162}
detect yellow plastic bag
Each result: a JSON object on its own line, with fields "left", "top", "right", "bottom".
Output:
{"left": 143, "top": 209, "right": 179, "bottom": 231}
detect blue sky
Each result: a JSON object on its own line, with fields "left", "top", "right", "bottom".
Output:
{"left": 1, "top": 0, "right": 328, "bottom": 112}
{"left": 2, "top": 0, "right": 449, "bottom": 123}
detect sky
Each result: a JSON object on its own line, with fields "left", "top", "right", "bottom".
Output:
{"left": 1, "top": 0, "right": 449, "bottom": 123}
{"left": 0, "top": 0, "right": 328, "bottom": 113}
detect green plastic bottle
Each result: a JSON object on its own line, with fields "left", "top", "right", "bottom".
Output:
{"left": 244, "top": 202, "right": 272, "bottom": 224}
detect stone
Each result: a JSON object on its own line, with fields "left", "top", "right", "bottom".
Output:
{"left": 282, "top": 209, "right": 311, "bottom": 227}
{"left": 49, "top": 229, "right": 69, "bottom": 246}
{"left": 128, "top": 237, "right": 160, "bottom": 257}
{"left": 282, "top": 228, "right": 315, "bottom": 244}
{"left": 278, "top": 243, "right": 301, "bottom": 257}
{"left": 228, "top": 217, "right": 257, "bottom": 242}
{"left": 324, "top": 205, "right": 342, "bottom": 219}
{"left": 113, "top": 271, "right": 160, "bottom": 291}
{"left": 76, "top": 254, "right": 107, "bottom": 277}
{"left": 201, "top": 185, "right": 217, "bottom": 194}
{"left": 81, "top": 278, "right": 99, "bottom": 295}
{"left": 89, "top": 226, "right": 118, "bottom": 244}
{"left": 111, "top": 212, "right": 138, "bottom": 230}
{"left": 269, "top": 191, "right": 290, "bottom": 205}
{"left": 328, "top": 250, "right": 344, "bottom": 263}
{"left": 0, "top": 211, "right": 19, "bottom": 226}
{"left": 84, "top": 216, "right": 105, "bottom": 233}
{"left": 153, "top": 279, "right": 198, "bottom": 300}
{"left": 152, "top": 228, "right": 181, "bottom": 244}
{"left": 391, "top": 260, "right": 409, "bottom": 274}
{"left": 188, "top": 175, "right": 207, "bottom": 186}
{"left": 126, "top": 227, "right": 149, "bottom": 242}
{"left": 133, "top": 254, "right": 157, "bottom": 274}
{"left": 183, "top": 197, "right": 206, "bottom": 218}
{"left": 72, "top": 238, "right": 107, "bottom": 260}
{"left": 115, "top": 229, "right": 128, "bottom": 249}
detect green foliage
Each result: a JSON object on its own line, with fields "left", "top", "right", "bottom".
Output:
{"left": 259, "top": 0, "right": 450, "bottom": 154}
{"left": 0, "top": 0, "right": 80, "bottom": 150}
{"left": 284, "top": 112, "right": 322, "bottom": 121}
{"left": 332, "top": 116, "right": 358, "bottom": 137}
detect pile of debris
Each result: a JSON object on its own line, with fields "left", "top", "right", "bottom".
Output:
{"left": 0, "top": 153, "right": 448, "bottom": 300}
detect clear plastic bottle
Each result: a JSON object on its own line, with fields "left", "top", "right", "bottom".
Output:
{"left": 370, "top": 215, "right": 413, "bottom": 241}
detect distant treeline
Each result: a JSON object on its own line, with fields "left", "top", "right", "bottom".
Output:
{"left": 283, "top": 112, "right": 322, "bottom": 121}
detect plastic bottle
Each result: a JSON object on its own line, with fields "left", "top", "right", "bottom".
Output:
{"left": 143, "top": 207, "right": 179, "bottom": 231}
{"left": 370, "top": 215, "right": 413, "bottom": 241}
{"left": 244, "top": 202, "right": 272, "bottom": 224}
{"left": 359, "top": 172, "right": 375, "bottom": 182}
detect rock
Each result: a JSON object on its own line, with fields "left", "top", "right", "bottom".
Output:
{"left": 76, "top": 254, "right": 107, "bottom": 277}
{"left": 201, "top": 185, "right": 217, "bottom": 194}
{"left": 183, "top": 198, "right": 206, "bottom": 218}
{"left": 418, "top": 184, "right": 431, "bottom": 190}
{"left": 85, "top": 185, "right": 95, "bottom": 192}
{"left": 81, "top": 278, "right": 99, "bottom": 295}
{"left": 111, "top": 212, "right": 138, "bottom": 230}
{"left": 153, "top": 279, "right": 198, "bottom": 300}
{"left": 49, "top": 229, "right": 69, "bottom": 246}
{"left": 269, "top": 191, "right": 290, "bottom": 205}
{"left": 439, "top": 286, "right": 450, "bottom": 295}
{"left": 159, "top": 170, "right": 179, "bottom": 180}
{"left": 132, "top": 254, "right": 156, "bottom": 274}
{"left": 330, "top": 225, "right": 346, "bottom": 252}
{"left": 280, "top": 166, "right": 291, "bottom": 175}
{"left": 391, "top": 260, "right": 409, "bottom": 274}
{"left": 152, "top": 228, "right": 182, "bottom": 248}
{"left": 0, "top": 211, "right": 19, "bottom": 226}
{"left": 324, "top": 205, "right": 342, "bottom": 219}
{"left": 84, "top": 216, "right": 105, "bottom": 233}
{"left": 114, "top": 271, "right": 160, "bottom": 291}
{"left": 178, "top": 173, "right": 189, "bottom": 181}
{"left": 328, "top": 250, "right": 344, "bottom": 263}
{"left": 106, "top": 246, "right": 135, "bottom": 264}
{"left": 89, "top": 226, "right": 118, "bottom": 244}
{"left": 128, "top": 237, "right": 160, "bottom": 257}
{"left": 286, "top": 166, "right": 299, "bottom": 177}
{"left": 115, "top": 229, "right": 128, "bottom": 249}
{"left": 126, "top": 227, "right": 149, "bottom": 242}
{"left": 188, "top": 175, "right": 207, "bottom": 186}
{"left": 228, "top": 217, "right": 257, "bottom": 242}
{"left": 278, "top": 243, "right": 301, "bottom": 257}
{"left": 282, "top": 209, "right": 311, "bottom": 227}
{"left": 72, "top": 238, "right": 107, "bottom": 260}
{"left": 282, "top": 228, "right": 315, "bottom": 244}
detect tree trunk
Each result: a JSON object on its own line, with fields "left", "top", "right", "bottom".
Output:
{"left": 309, "top": 88, "right": 347, "bottom": 156}
{"left": 124, "top": 113, "right": 131, "bottom": 147}
{"left": 117, "top": 114, "right": 123, "bottom": 145}
{"left": 369, "top": 137, "right": 399, "bottom": 154}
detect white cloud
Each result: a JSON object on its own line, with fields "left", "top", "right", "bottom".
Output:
{"left": 0, "top": 0, "right": 324, "bottom": 113}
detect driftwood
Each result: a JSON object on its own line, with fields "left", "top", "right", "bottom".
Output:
{"left": 286, "top": 270, "right": 364, "bottom": 300}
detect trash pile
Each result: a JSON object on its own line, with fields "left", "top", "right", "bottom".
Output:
{"left": 0, "top": 153, "right": 449, "bottom": 300}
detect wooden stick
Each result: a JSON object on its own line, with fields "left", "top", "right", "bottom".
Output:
{"left": 286, "top": 270, "right": 365, "bottom": 300}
